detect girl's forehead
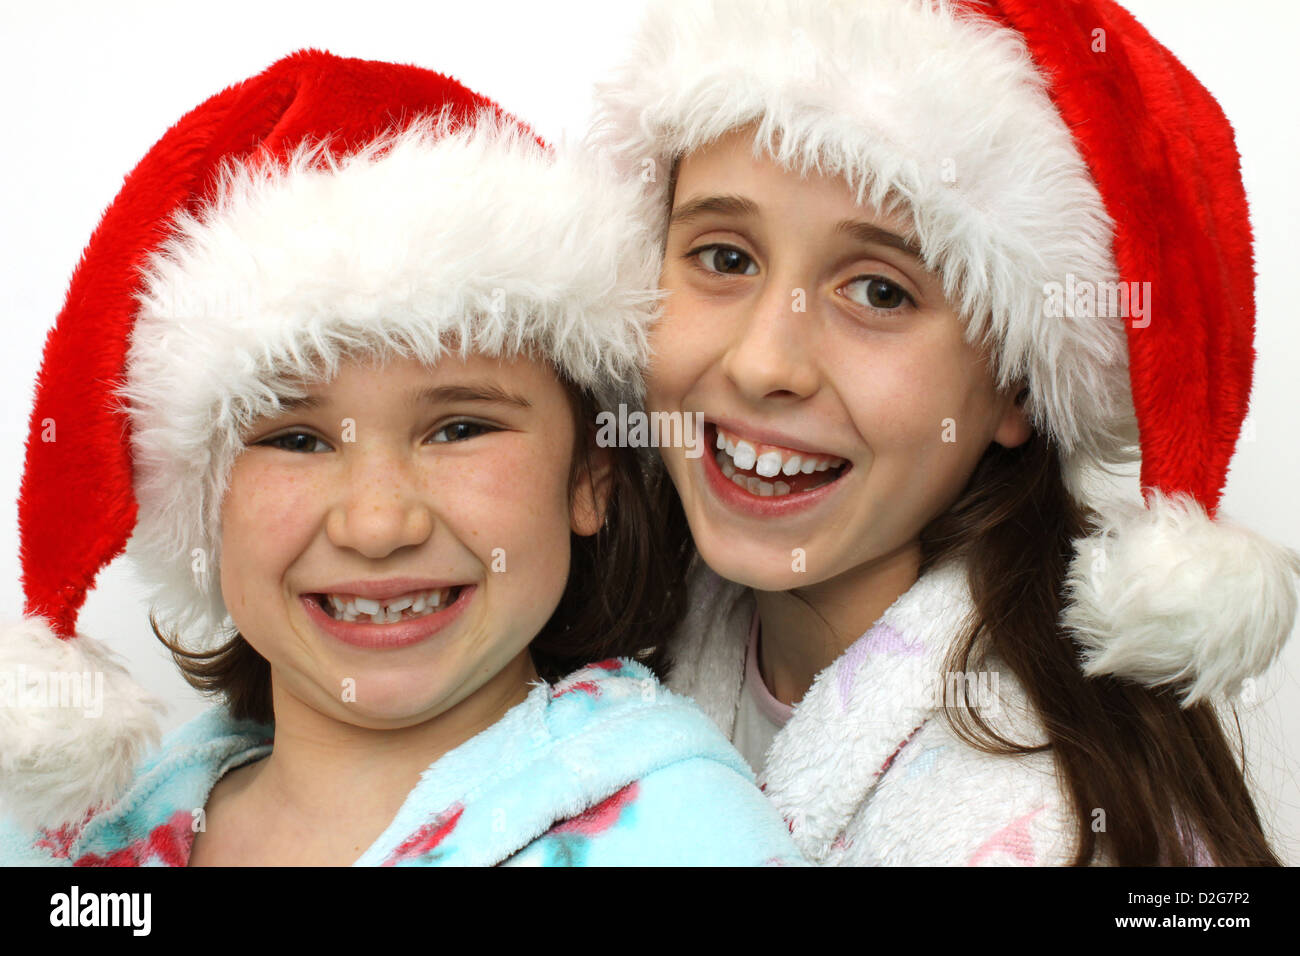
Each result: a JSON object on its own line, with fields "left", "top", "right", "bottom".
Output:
{"left": 265, "top": 350, "right": 563, "bottom": 412}
{"left": 671, "top": 128, "right": 914, "bottom": 237}
{"left": 319, "top": 349, "right": 556, "bottom": 382}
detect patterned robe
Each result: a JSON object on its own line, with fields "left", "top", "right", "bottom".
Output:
{"left": 0, "top": 659, "right": 805, "bottom": 866}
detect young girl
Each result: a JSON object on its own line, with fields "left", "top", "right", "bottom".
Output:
{"left": 0, "top": 50, "right": 803, "bottom": 866}
{"left": 588, "top": 0, "right": 1300, "bottom": 865}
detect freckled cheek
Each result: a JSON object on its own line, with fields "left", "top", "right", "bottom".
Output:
{"left": 219, "top": 462, "right": 323, "bottom": 607}
{"left": 224, "top": 463, "right": 323, "bottom": 542}
{"left": 433, "top": 445, "right": 573, "bottom": 584}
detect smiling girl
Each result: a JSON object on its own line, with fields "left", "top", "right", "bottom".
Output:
{"left": 0, "top": 51, "right": 802, "bottom": 867}
{"left": 589, "top": 0, "right": 1300, "bottom": 864}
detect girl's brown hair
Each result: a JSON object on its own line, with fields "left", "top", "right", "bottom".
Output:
{"left": 919, "top": 429, "right": 1279, "bottom": 865}
{"left": 650, "top": 156, "right": 1280, "bottom": 866}
{"left": 152, "top": 380, "right": 687, "bottom": 726}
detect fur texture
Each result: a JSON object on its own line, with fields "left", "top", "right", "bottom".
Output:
{"left": 0, "top": 615, "right": 166, "bottom": 830}
{"left": 112, "top": 112, "right": 663, "bottom": 656}
{"left": 1063, "top": 489, "right": 1300, "bottom": 704}
{"left": 10, "top": 51, "right": 666, "bottom": 841}
{"left": 587, "top": 0, "right": 1294, "bottom": 705}
{"left": 587, "top": 0, "right": 1141, "bottom": 501}
{"left": 666, "top": 559, "right": 1092, "bottom": 865}
{"left": 2, "top": 660, "right": 805, "bottom": 866}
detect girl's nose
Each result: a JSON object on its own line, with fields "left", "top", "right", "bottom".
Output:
{"left": 720, "top": 278, "right": 821, "bottom": 404}
{"left": 325, "top": 451, "right": 435, "bottom": 560}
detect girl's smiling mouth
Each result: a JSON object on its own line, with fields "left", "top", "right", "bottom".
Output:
{"left": 700, "top": 421, "right": 852, "bottom": 515}
{"left": 301, "top": 584, "right": 476, "bottom": 649}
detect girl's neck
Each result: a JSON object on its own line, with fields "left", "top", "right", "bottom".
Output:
{"left": 753, "top": 541, "right": 921, "bottom": 707}
{"left": 204, "top": 649, "right": 538, "bottom": 864}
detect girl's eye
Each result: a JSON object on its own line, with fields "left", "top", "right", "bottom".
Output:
{"left": 255, "top": 421, "right": 496, "bottom": 451}
{"left": 430, "top": 421, "right": 496, "bottom": 443}
{"left": 690, "top": 244, "right": 759, "bottom": 277}
{"left": 841, "top": 276, "right": 914, "bottom": 312}
{"left": 259, "top": 431, "right": 329, "bottom": 453}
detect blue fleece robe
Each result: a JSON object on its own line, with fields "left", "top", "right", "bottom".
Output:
{"left": 0, "top": 658, "right": 804, "bottom": 866}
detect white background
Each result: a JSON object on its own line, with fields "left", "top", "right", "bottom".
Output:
{"left": 1, "top": 0, "right": 1296, "bottom": 864}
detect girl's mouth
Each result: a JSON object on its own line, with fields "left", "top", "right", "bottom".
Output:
{"left": 301, "top": 584, "right": 475, "bottom": 650}
{"left": 311, "top": 586, "right": 466, "bottom": 623}
{"left": 699, "top": 421, "right": 852, "bottom": 516}
{"left": 707, "top": 422, "right": 850, "bottom": 495}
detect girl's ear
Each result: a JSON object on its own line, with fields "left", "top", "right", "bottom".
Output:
{"left": 571, "top": 444, "right": 615, "bottom": 537}
{"left": 993, "top": 385, "right": 1033, "bottom": 450}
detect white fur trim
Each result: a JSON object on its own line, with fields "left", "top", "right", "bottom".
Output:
{"left": 587, "top": 0, "right": 1141, "bottom": 500}
{"left": 0, "top": 615, "right": 165, "bottom": 830}
{"left": 1062, "top": 489, "right": 1300, "bottom": 704}
{"left": 667, "top": 557, "right": 1087, "bottom": 864}
{"left": 111, "top": 110, "right": 662, "bottom": 647}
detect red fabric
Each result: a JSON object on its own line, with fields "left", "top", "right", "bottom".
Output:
{"left": 381, "top": 803, "right": 465, "bottom": 866}
{"left": 959, "top": 0, "right": 1255, "bottom": 516}
{"left": 19, "top": 51, "right": 532, "bottom": 639}
{"left": 70, "top": 809, "right": 194, "bottom": 867}
{"left": 548, "top": 782, "right": 639, "bottom": 836}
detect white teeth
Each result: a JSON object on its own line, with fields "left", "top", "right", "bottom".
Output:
{"left": 323, "top": 587, "right": 452, "bottom": 623}
{"left": 755, "top": 451, "right": 783, "bottom": 478}
{"left": 774, "top": 481, "right": 791, "bottom": 495}
{"left": 715, "top": 426, "right": 842, "bottom": 477}
{"left": 731, "top": 473, "right": 747, "bottom": 488}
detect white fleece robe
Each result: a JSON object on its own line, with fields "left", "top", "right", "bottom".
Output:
{"left": 664, "top": 556, "right": 1105, "bottom": 866}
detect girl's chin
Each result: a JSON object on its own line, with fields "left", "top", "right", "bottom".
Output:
{"left": 319, "top": 690, "right": 458, "bottom": 728}
{"left": 691, "top": 535, "right": 824, "bottom": 593}
{"left": 278, "top": 667, "right": 465, "bottom": 727}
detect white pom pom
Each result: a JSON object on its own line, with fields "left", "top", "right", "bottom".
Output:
{"left": 1062, "top": 489, "right": 1300, "bottom": 706}
{"left": 0, "top": 615, "right": 166, "bottom": 831}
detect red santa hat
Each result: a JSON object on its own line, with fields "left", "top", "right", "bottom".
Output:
{"left": 588, "top": 0, "right": 1300, "bottom": 703}
{"left": 3, "top": 49, "right": 660, "bottom": 829}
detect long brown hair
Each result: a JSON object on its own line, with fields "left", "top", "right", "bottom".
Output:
{"left": 152, "top": 380, "right": 687, "bottom": 726}
{"left": 919, "top": 428, "right": 1279, "bottom": 865}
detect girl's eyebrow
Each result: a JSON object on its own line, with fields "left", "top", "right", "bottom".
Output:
{"left": 669, "top": 195, "right": 924, "bottom": 263}
{"left": 669, "top": 194, "right": 759, "bottom": 226}
{"left": 275, "top": 382, "right": 533, "bottom": 412}
{"left": 836, "top": 220, "right": 924, "bottom": 262}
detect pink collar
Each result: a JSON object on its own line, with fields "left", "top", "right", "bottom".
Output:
{"left": 745, "top": 610, "right": 795, "bottom": 726}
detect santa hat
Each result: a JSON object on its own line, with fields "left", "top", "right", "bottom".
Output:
{"left": 3, "top": 49, "right": 660, "bottom": 830}
{"left": 587, "top": 0, "right": 1300, "bottom": 704}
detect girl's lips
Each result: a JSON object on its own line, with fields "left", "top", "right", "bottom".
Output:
{"left": 699, "top": 423, "right": 852, "bottom": 518}
{"left": 710, "top": 416, "right": 841, "bottom": 462}
{"left": 300, "top": 584, "right": 475, "bottom": 649}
